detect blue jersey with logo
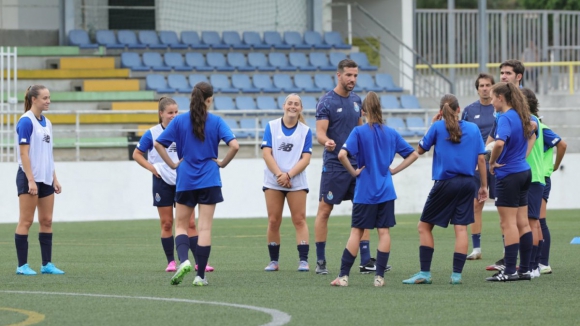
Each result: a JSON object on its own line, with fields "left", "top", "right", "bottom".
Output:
{"left": 261, "top": 120, "right": 312, "bottom": 153}
{"left": 316, "top": 90, "right": 362, "bottom": 168}
{"left": 419, "top": 120, "right": 486, "bottom": 180}
{"left": 493, "top": 109, "right": 531, "bottom": 179}
{"left": 342, "top": 123, "right": 414, "bottom": 204}
{"left": 16, "top": 115, "right": 47, "bottom": 144}
{"left": 156, "top": 112, "right": 236, "bottom": 192}
{"left": 462, "top": 101, "right": 495, "bottom": 142}
{"left": 542, "top": 127, "right": 561, "bottom": 152}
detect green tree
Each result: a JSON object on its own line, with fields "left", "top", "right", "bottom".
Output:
{"left": 518, "top": 0, "right": 580, "bottom": 10}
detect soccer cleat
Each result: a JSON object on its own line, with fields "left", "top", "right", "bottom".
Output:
{"left": 517, "top": 271, "right": 532, "bottom": 281}
{"left": 374, "top": 275, "right": 385, "bottom": 287}
{"left": 450, "top": 272, "right": 462, "bottom": 284}
{"left": 330, "top": 275, "right": 348, "bottom": 287}
{"left": 264, "top": 261, "right": 279, "bottom": 271}
{"left": 192, "top": 276, "right": 208, "bottom": 286}
{"left": 170, "top": 260, "right": 192, "bottom": 285}
{"left": 486, "top": 271, "right": 519, "bottom": 282}
{"left": 359, "top": 258, "right": 377, "bottom": 274}
{"left": 539, "top": 264, "right": 552, "bottom": 274}
{"left": 297, "top": 260, "right": 310, "bottom": 272}
{"left": 402, "top": 271, "right": 432, "bottom": 284}
{"left": 40, "top": 262, "right": 65, "bottom": 275}
{"left": 315, "top": 260, "right": 328, "bottom": 275}
{"left": 466, "top": 251, "right": 482, "bottom": 260}
{"left": 385, "top": 265, "right": 392, "bottom": 272}
{"left": 531, "top": 268, "right": 540, "bottom": 279}
{"left": 165, "top": 261, "right": 176, "bottom": 272}
{"left": 16, "top": 264, "right": 37, "bottom": 276}
{"left": 486, "top": 258, "right": 505, "bottom": 271}
{"left": 195, "top": 264, "right": 215, "bottom": 272}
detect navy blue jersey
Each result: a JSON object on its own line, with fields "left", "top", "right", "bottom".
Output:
{"left": 542, "top": 127, "right": 561, "bottom": 152}
{"left": 462, "top": 101, "right": 495, "bottom": 142}
{"left": 316, "top": 90, "right": 362, "bottom": 167}
{"left": 493, "top": 109, "right": 531, "bottom": 179}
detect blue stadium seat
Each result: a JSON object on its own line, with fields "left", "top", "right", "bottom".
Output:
{"left": 117, "top": 30, "right": 147, "bottom": 49}
{"left": 256, "top": 96, "right": 278, "bottom": 111}
{"left": 68, "top": 30, "right": 98, "bottom": 49}
{"left": 289, "top": 53, "right": 316, "bottom": 71}
{"left": 223, "top": 31, "right": 251, "bottom": 50}
{"left": 224, "top": 118, "right": 248, "bottom": 138}
{"left": 248, "top": 53, "right": 276, "bottom": 71}
{"left": 283, "top": 31, "right": 311, "bottom": 50}
{"left": 188, "top": 74, "right": 209, "bottom": 87}
{"left": 239, "top": 118, "right": 260, "bottom": 138}
{"left": 304, "top": 31, "right": 332, "bottom": 50}
{"left": 145, "top": 74, "right": 175, "bottom": 93}
{"left": 207, "top": 52, "right": 235, "bottom": 71}
{"left": 181, "top": 31, "right": 210, "bottom": 49}
{"left": 349, "top": 52, "right": 378, "bottom": 71}
{"left": 184, "top": 53, "right": 213, "bottom": 71}
{"left": 264, "top": 31, "right": 292, "bottom": 50}
{"left": 201, "top": 31, "right": 229, "bottom": 49}
{"left": 380, "top": 95, "right": 401, "bottom": 109}
{"left": 227, "top": 53, "right": 254, "bottom": 71}
{"left": 406, "top": 117, "right": 426, "bottom": 136}
{"left": 253, "top": 74, "right": 281, "bottom": 93}
{"left": 329, "top": 52, "right": 347, "bottom": 67}
{"left": 95, "top": 30, "right": 124, "bottom": 49}
{"left": 277, "top": 95, "right": 287, "bottom": 109}
{"left": 167, "top": 74, "right": 191, "bottom": 93}
{"left": 236, "top": 96, "right": 257, "bottom": 111}
{"left": 324, "top": 31, "right": 351, "bottom": 49}
{"left": 268, "top": 53, "right": 294, "bottom": 71}
{"left": 174, "top": 96, "right": 190, "bottom": 111}
{"left": 164, "top": 53, "right": 191, "bottom": 71}
{"left": 138, "top": 31, "right": 167, "bottom": 49}
{"left": 142, "top": 52, "right": 171, "bottom": 71}
{"left": 295, "top": 74, "right": 323, "bottom": 93}
{"left": 242, "top": 31, "right": 270, "bottom": 49}
{"left": 158, "top": 31, "right": 188, "bottom": 49}
{"left": 400, "top": 95, "right": 421, "bottom": 109}
{"left": 314, "top": 74, "right": 335, "bottom": 92}
{"left": 301, "top": 96, "right": 318, "bottom": 111}
{"left": 357, "top": 74, "right": 383, "bottom": 92}
{"left": 214, "top": 96, "right": 236, "bottom": 112}
{"left": 309, "top": 53, "right": 335, "bottom": 71}
{"left": 305, "top": 117, "right": 317, "bottom": 136}
{"left": 375, "top": 73, "right": 404, "bottom": 92}
{"left": 120, "top": 52, "right": 149, "bottom": 71}
{"left": 232, "top": 74, "right": 260, "bottom": 93}
{"left": 273, "top": 74, "right": 301, "bottom": 93}
{"left": 210, "top": 74, "right": 238, "bottom": 93}
{"left": 387, "top": 117, "right": 414, "bottom": 137}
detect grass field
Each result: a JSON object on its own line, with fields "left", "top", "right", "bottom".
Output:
{"left": 1, "top": 209, "right": 579, "bottom": 326}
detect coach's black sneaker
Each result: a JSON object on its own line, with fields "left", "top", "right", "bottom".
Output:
{"left": 485, "top": 271, "right": 519, "bottom": 282}
{"left": 359, "top": 258, "right": 376, "bottom": 274}
{"left": 486, "top": 258, "right": 505, "bottom": 271}
{"left": 315, "top": 260, "right": 328, "bottom": 275}
{"left": 517, "top": 271, "right": 532, "bottom": 281}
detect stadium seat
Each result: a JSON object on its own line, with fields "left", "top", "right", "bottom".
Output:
{"left": 277, "top": 95, "right": 287, "bottom": 109}
{"left": 68, "top": 30, "right": 98, "bottom": 49}
{"left": 357, "top": 74, "right": 383, "bottom": 92}
{"left": 210, "top": 74, "right": 238, "bottom": 93}
{"left": 117, "top": 30, "right": 147, "bottom": 49}
{"left": 142, "top": 52, "right": 171, "bottom": 71}
{"left": 224, "top": 118, "right": 248, "bottom": 138}
{"left": 329, "top": 52, "right": 347, "bottom": 67}
{"left": 242, "top": 31, "right": 271, "bottom": 49}
{"left": 309, "top": 53, "right": 335, "bottom": 71}
{"left": 95, "top": 30, "right": 125, "bottom": 49}
{"left": 253, "top": 74, "right": 281, "bottom": 93}
{"left": 207, "top": 52, "right": 235, "bottom": 71}
{"left": 380, "top": 95, "right": 401, "bottom": 109}
{"left": 406, "top": 117, "right": 426, "bottom": 136}
{"left": 248, "top": 53, "right": 276, "bottom": 71}
{"left": 400, "top": 95, "right": 421, "bottom": 109}
{"left": 268, "top": 53, "right": 295, "bottom": 71}
{"left": 289, "top": 53, "right": 316, "bottom": 71}
{"left": 264, "top": 31, "right": 292, "bottom": 50}
{"left": 174, "top": 96, "right": 190, "bottom": 111}
{"left": 188, "top": 74, "right": 209, "bottom": 87}
{"left": 375, "top": 73, "right": 404, "bottom": 92}
{"left": 239, "top": 118, "right": 261, "bottom": 138}
{"left": 261, "top": 118, "right": 273, "bottom": 133}
{"left": 314, "top": 74, "right": 335, "bottom": 92}
{"left": 273, "top": 74, "right": 301, "bottom": 93}
{"left": 304, "top": 31, "right": 332, "bottom": 50}
{"left": 184, "top": 52, "right": 213, "bottom": 71}
{"left": 164, "top": 53, "right": 191, "bottom": 71}
{"left": 213, "top": 96, "right": 236, "bottom": 111}
{"left": 256, "top": 96, "right": 278, "bottom": 111}
{"left": 201, "top": 31, "right": 229, "bottom": 49}
{"left": 120, "top": 52, "right": 149, "bottom": 71}
{"left": 145, "top": 74, "right": 175, "bottom": 93}
{"left": 349, "top": 52, "right": 378, "bottom": 71}
{"left": 138, "top": 31, "right": 167, "bottom": 49}
{"left": 158, "top": 31, "right": 188, "bottom": 49}
{"left": 227, "top": 53, "right": 254, "bottom": 71}
{"left": 223, "top": 31, "right": 251, "bottom": 50}
{"left": 324, "top": 31, "right": 352, "bottom": 49}
{"left": 232, "top": 74, "right": 260, "bottom": 93}
{"left": 305, "top": 117, "right": 317, "bottom": 136}
{"left": 295, "top": 74, "right": 323, "bottom": 93}
{"left": 167, "top": 74, "right": 191, "bottom": 93}
{"left": 387, "top": 117, "right": 414, "bottom": 137}
{"left": 181, "top": 31, "right": 210, "bottom": 49}
{"left": 301, "top": 96, "right": 318, "bottom": 111}
{"left": 236, "top": 96, "right": 257, "bottom": 111}
{"left": 283, "top": 31, "right": 311, "bottom": 49}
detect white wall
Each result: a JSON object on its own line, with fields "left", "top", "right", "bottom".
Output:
{"left": 0, "top": 0, "right": 60, "bottom": 30}
{"left": 1, "top": 155, "right": 578, "bottom": 223}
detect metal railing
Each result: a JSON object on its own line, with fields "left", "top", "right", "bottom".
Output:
{"left": 0, "top": 47, "right": 18, "bottom": 163}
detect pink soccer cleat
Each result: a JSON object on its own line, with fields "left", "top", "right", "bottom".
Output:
{"left": 195, "top": 263, "right": 215, "bottom": 272}
{"left": 165, "top": 261, "right": 177, "bottom": 272}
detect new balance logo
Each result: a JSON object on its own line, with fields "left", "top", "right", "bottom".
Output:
{"left": 168, "top": 143, "right": 177, "bottom": 153}
{"left": 277, "top": 142, "right": 294, "bottom": 152}
{"left": 42, "top": 134, "right": 51, "bottom": 143}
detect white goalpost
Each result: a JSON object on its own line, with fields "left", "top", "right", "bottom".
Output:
{"left": 0, "top": 46, "right": 18, "bottom": 162}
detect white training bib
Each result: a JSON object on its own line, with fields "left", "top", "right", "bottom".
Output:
{"left": 16, "top": 111, "right": 54, "bottom": 185}
{"left": 149, "top": 124, "right": 178, "bottom": 185}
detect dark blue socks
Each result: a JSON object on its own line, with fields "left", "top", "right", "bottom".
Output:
{"left": 504, "top": 243, "right": 520, "bottom": 274}
{"left": 359, "top": 240, "right": 371, "bottom": 265}
{"left": 15, "top": 234, "right": 28, "bottom": 267}
{"left": 196, "top": 245, "right": 211, "bottom": 279}
{"left": 518, "top": 232, "right": 533, "bottom": 273}
{"left": 297, "top": 244, "right": 309, "bottom": 262}
{"left": 536, "top": 240, "right": 544, "bottom": 268}
{"left": 174, "top": 234, "right": 190, "bottom": 264}
{"left": 189, "top": 236, "right": 199, "bottom": 264}
{"left": 471, "top": 233, "right": 481, "bottom": 249}
{"left": 419, "top": 245, "right": 434, "bottom": 272}
{"left": 268, "top": 243, "right": 280, "bottom": 262}
{"left": 530, "top": 245, "right": 539, "bottom": 270}
{"left": 453, "top": 252, "right": 467, "bottom": 273}
{"left": 315, "top": 242, "right": 326, "bottom": 261}
{"left": 339, "top": 248, "right": 356, "bottom": 277}
{"left": 375, "top": 250, "right": 390, "bottom": 277}
{"left": 39, "top": 232, "right": 52, "bottom": 266}
{"left": 161, "top": 236, "right": 175, "bottom": 263}
{"left": 540, "top": 218, "right": 551, "bottom": 265}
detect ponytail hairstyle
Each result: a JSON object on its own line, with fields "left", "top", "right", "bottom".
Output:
{"left": 158, "top": 96, "right": 177, "bottom": 124}
{"left": 24, "top": 85, "right": 47, "bottom": 112}
{"left": 491, "top": 82, "right": 533, "bottom": 137}
{"left": 361, "top": 91, "right": 382, "bottom": 127}
{"left": 520, "top": 87, "right": 539, "bottom": 117}
{"left": 283, "top": 93, "right": 306, "bottom": 124}
{"left": 440, "top": 94, "right": 462, "bottom": 143}
{"left": 189, "top": 82, "right": 214, "bottom": 141}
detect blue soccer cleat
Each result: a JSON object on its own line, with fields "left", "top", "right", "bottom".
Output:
{"left": 450, "top": 272, "right": 462, "bottom": 284}
{"left": 40, "top": 262, "right": 65, "bottom": 275}
{"left": 16, "top": 264, "right": 37, "bottom": 276}
{"left": 402, "top": 271, "right": 432, "bottom": 284}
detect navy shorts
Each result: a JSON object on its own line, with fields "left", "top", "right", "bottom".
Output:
{"left": 319, "top": 165, "right": 356, "bottom": 205}
{"left": 473, "top": 166, "right": 495, "bottom": 199}
{"left": 262, "top": 187, "right": 309, "bottom": 196}
{"left": 16, "top": 168, "right": 54, "bottom": 198}
{"left": 542, "top": 177, "right": 551, "bottom": 202}
{"left": 152, "top": 175, "right": 176, "bottom": 207}
{"left": 527, "top": 182, "right": 544, "bottom": 219}
{"left": 420, "top": 175, "right": 476, "bottom": 228}
{"left": 494, "top": 170, "right": 531, "bottom": 207}
{"left": 175, "top": 186, "right": 223, "bottom": 207}
{"left": 352, "top": 200, "right": 396, "bottom": 229}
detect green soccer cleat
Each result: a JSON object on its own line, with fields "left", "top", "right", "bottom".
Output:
{"left": 192, "top": 276, "right": 208, "bottom": 286}
{"left": 170, "top": 260, "right": 192, "bottom": 285}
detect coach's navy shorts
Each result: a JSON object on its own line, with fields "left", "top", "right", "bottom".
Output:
{"left": 319, "top": 165, "right": 356, "bottom": 205}
{"left": 527, "top": 182, "right": 544, "bottom": 219}
{"left": 16, "top": 168, "right": 54, "bottom": 198}
{"left": 473, "top": 165, "right": 495, "bottom": 199}
{"left": 420, "top": 175, "right": 476, "bottom": 228}
{"left": 494, "top": 169, "right": 531, "bottom": 207}
{"left": 175, "top": 186, "right": 223, "bottom": 207}
{"left": 152, "top": 175, "right": 176, "bottom": 207}
{"left": 542, "top": 177, "right": 551, "bottom": 202}
{"left": 352, "top": 200, "right": 395, "bottom": 229}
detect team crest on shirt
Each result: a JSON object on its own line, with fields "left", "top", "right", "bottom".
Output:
{"left": 155, "top": 193, "right": 161, "bottom": 202}
{"left": 327, "top": 191, "right": 334, "bottom": 200}
{"left": 42, "top": 134, "right": 51, "bottom": 143}
{"left": 353, "top": 102, "right": 360, "bottom": 112}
